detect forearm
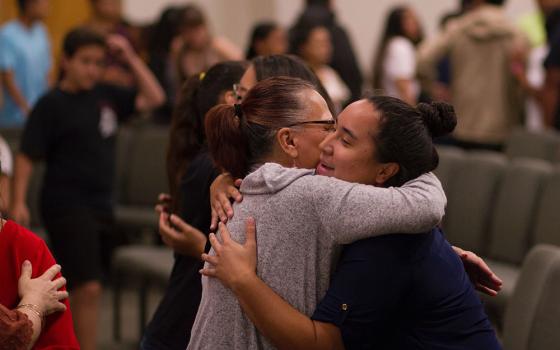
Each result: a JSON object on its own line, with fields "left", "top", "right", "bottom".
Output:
{"left": 395, "top": 79, "right": 416, "bottom": 105}
{"left": 231, "top": 274, "right": 341, "bottom": 350}
{"left": 0, "top": 175, "right": 10, "bottom": 212}
{"left": 126, "top": 54, "right": 165, "bottom": 111}
{"left": 1, "top": 71, "right": 29, "bottom": 113}
{"left": 12, "top": 154, "right": 33, "bottom": 206}
{"left": 325, "top": 172, "right": 446, "bottom": 244}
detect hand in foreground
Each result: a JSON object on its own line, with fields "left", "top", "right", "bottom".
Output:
{"left": 18, "top": 261, "right": 68, "bottom": 316}
{"left": 159, "top": 212, "right": 207, "bottom": 258}
{"left": 210, "top": 173, "right": 243, "bottom": 230}
{"left": 455, "top": 247, "right": 503, "bottom": 296}
{"left": 200, "top": 218, "right": 257, "bottom": 290}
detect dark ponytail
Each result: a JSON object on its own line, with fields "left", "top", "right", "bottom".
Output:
{"left": 368, "top": 96, "right": 456, "bottom": 187}
{"left": 204, "top": 104, "right": 249, "bottom": 179}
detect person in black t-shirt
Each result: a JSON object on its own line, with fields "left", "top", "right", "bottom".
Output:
{"left": 10, "top": 27, "right": 164, "bottom": 350}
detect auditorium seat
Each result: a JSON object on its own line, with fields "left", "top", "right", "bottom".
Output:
{"left": 532, "top": 166, "right": 560, "bottom": 248}
{"left": 483, "top": 158, "right": 553, "bottom": 326}
{"left": 442, "top": 151, "right": 505, "bottom": 255}
{"left": 434, "top": 145, "right": 465, "bottom": 193}
{"left": 115, "top": 125, "right": 168, "bottom": 234}
{"left": 111, "top": 245, "right": 174, "bottom": 341}
{"left": 502, "top": 244, "right": 560, "bottom": 350}
{"left": 505, "top": 128, "right": 560, "bottom": 163}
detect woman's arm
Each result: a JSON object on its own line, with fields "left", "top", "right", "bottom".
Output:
{"left": 201, "top": 220, "right": 344, "bottom": 350}
{"left": 310, "top": 172, "right": 446, "bottom": 245}
{"left": 106, "top": 35, "right": 165, "bottom": 111}
{"left": 395, "top": 79, "right": 417, "bottom": 106}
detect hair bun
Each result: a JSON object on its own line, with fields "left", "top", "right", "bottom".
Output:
{"left": 417, "top": 102, "right": 457, "bottom": 138}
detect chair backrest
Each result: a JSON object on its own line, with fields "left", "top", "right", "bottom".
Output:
{"left": 526, "top": 254, "right": 560, "bottom": 350}
{"left": 434, "top": 145, "right": 465, "bottom": 194}
{"left": 505, "top": 127, "right": 560, "bottom": 163}
{"left": 443, "top": 151, "right": 506, "bottom": 254}
{"left": 121, "top": 126, "right": 169, "bottom": 206}
{"left": 532, "top": 166, "right": 560, "bottom": 248}
{"left": 487, "top": 158, "right": 552, "bottom": 265}
{"left": 502, "top": 244, "right": 560, "bottom": 350}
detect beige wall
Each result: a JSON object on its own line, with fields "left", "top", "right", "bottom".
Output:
{"left": 124, "top": 0, "right": 536, "bottom": 77}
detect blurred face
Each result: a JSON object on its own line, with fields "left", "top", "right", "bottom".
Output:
{"left": 182, "top": 24, "right": 209, "bottom": 49}
{"left": 401, "top": 8, "right": 421, "bottom": 42}
{"left": 235, "top": 65, "right": 257, "bottom": 101}
{"left": 256, "top": 28, "right": 288, "bottom": 57}
{"left": 301, "top": 27, "right": 332, "bottom": 66}
{"left": 92, "top": 0, "right": 122, "bottom": 21}
{"left": 62, "top": 45, "right": 106, "bottom": 91}
{"left": 27, "top": 0, "right": 49, "bottom": 20}
{"left": 317, "top": 100, "right": 388, "bottom": 186}
{"left": 289, "top": 89, "right": 335, "bottom": 169}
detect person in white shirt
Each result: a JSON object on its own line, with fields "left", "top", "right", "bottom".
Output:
{"left": 372, "top": 6, "right": 423, "bottom": 105}
{"left": 292, "top": 23, "right": 350, "bottom": 113}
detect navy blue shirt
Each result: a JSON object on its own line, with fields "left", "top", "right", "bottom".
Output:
{"left": 312, "top": 228, "right": 501, "bottom": 350}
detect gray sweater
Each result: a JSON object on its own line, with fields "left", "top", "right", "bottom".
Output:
{"left": 188, "top": 163, "right": 446, "bottom": 350}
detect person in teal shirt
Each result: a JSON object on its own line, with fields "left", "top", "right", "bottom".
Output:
{"left": 0, "top": 0, "right": 51, "bottom": 128}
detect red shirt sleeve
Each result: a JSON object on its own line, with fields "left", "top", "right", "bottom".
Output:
{"left": 0, "top": 221, "right": 80, "bottom": 350}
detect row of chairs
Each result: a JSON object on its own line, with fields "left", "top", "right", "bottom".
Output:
{"left": 435, "top": 146, "right": 560, "bottom": 329}
{"left": 505, "top": 127, "right": 560, "bottom": 163}
{"left": 501, "top": 244, "right": 560, "bottom": 350}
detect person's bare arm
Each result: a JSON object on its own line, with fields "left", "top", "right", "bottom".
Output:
{"left": 0, "top": 70, "right": 29, "bottom": 115}
{"left": 10, "top": 154, "right": 33, "bottom": 226}
{"left": 395, "top": 79, "right": 417, "bottom": 105}
{"left": 106, "top": 35, "right": 165, "bottom": 112}
{"left": 212, "top": 37, "right": 243, "bottom": 60}
{"left": 0, "top": 174, "right": 10, "bottom": 213}
{"left": 452, "top": 246, "right": 503, "bottom": 296}
{"left": 201, "top": 220, "right": 344, "bottom": 350}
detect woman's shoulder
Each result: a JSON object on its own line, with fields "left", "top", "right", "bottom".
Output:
{"left": 387, "top": 36, "right": 415, "bottom": 53}
{"left": 0, "top": 220, "right": 46, "bottom": 253}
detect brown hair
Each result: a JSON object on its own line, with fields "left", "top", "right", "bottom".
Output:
{"left": 205, "top": 77, "right": 315, "bottom": 178}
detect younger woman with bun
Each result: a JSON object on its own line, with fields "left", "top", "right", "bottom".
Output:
{"left": 187, "top": 77, "right": 450, "bottom": 349}
{"left": 198, "top": 91, "right": 500, "bottom": 349}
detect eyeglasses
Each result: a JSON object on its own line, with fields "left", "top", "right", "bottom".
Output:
{"left": 288, "top": 119, "right": 337, "bottom": 132}
{"left": 233, "top": 83, "right": 249, "bottom": 101}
